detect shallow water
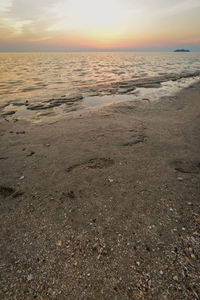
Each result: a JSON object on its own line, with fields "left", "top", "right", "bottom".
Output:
{"left": 0, "top": 52, "right": 200, "bottom": 119}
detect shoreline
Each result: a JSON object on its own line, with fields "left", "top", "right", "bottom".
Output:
{"left": 1, "top": 71, "right": 200, "bottom": 124}
{"left": 0, "top": 82, "right": 200, "bottom": 299}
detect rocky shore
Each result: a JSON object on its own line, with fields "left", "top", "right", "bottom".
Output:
{"left": 0, "top": 82, "right": 200, "bottom": 299}
{"left": 1, "top": 71, "right": 200, "bottom": 121}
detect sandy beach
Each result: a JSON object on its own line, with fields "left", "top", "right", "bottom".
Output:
{"left": 0, "top": 82, "right": 200, "bottom": 299}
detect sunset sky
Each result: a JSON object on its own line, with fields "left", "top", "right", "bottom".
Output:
{"left": 0, "top": 0, "right": 200, "bottom": 51}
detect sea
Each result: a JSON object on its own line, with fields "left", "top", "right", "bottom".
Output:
{"left": 0, "top": 52, "right": 200, "bottom": 120}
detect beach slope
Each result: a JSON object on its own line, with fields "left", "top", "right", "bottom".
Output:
{"left": 0, "top": 83, "right": 200, "bottom": 299}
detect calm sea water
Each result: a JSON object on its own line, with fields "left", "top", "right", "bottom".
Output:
{"left": 0, "top": 52, "right": 200, "bottom": 119}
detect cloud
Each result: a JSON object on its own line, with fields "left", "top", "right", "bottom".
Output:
{"left": 0, "top": 0, "right": 13, "bottom": 13}
{"left": 0, "top": 1, "right": 55, "bottom": 39}
{"left": 0, "top": 0, "right": 199, "bottom": 50}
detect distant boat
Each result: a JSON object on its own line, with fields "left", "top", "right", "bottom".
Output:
{"left": 174, "top": 49, "right": 190, "bottom": 52}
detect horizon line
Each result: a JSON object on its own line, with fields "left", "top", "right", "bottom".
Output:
{"left": 0, "top": 49, "right": 199, "bottom": 53}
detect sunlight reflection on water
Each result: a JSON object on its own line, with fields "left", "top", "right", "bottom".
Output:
{"left": 0, "top": 52, "right": 200, "bottom": 118}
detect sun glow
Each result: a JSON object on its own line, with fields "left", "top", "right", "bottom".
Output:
{"left": 0, "top": 0, "right": 200, "bottom": 51}
{"left": 46, "top": 0, "right": 136, "bottom": 43}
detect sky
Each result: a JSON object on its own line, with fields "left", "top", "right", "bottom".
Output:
{"left": 0, "top": 0, "right": 200, "bottom": 51}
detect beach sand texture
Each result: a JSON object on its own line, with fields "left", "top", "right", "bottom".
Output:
{"left": 0, "top": 82, "right": 200, "bottom": 299}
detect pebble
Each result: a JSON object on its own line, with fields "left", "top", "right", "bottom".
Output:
{"left": 148, "top": 280, "right": 151, "bottom": 288}
{"left": 177, "top": 177, "right": 183, "bottom": 181}
{"left": 57, "top": 240, "right": 62, "bottom": 246}
{"left": 19, "top": 176, "right": 24, "bottom": 180}
{"left": 160, "top": 270, "right": 163, "bottom": 275}
{"left": 196, "top": 217, "right": 200, "bottom": 224}
{"left": 27, "top": 274, "right": 33, "bottom": 281}
{"left": 47, "top": 288, "right": 52, "bottom": 295}
{"left": 173, "top": 276, "right": 178, "bottom": 281}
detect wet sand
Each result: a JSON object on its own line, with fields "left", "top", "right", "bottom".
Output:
{"left": 1, "top": 71, "right": 200, "bottom": 121}
{"left": 0, "top": 82, "right": 200, "bottom": 299}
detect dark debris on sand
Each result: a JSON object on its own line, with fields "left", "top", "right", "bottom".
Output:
{"left": 0, "top": 82, "right": 200, "bottom": 299}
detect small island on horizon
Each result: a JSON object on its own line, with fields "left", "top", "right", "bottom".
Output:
{"left": 174, "top": 49, "right": 190, "bottom": 52}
